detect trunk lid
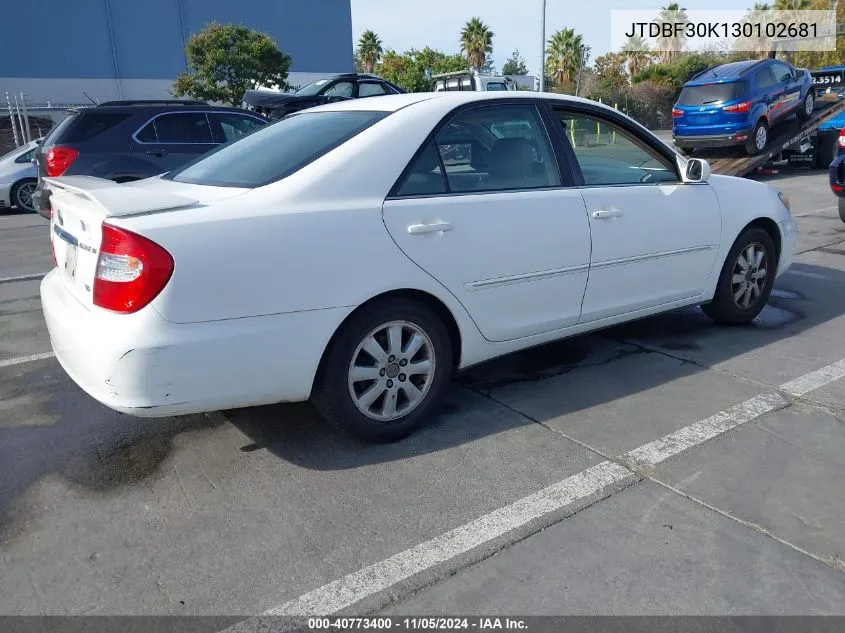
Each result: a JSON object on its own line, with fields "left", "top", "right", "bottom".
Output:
{"left": 46, "top": 175, "right": 246, "bottom": 309}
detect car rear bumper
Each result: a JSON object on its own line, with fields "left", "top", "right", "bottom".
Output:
{"left": 673, "top": 130, "right": 754, "bottom": 148}
{"left": 31, "top": 183, "right": 51, "bottom": 219}
{"left": 40, "top": 269, "right": 348, "bottom": 417}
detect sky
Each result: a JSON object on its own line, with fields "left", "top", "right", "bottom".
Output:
{"left": 350, "top": 0, "right": 761, "bottom": 75}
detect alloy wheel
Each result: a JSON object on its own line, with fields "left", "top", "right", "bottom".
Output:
{"left": 731, "top": 242, "right": 768, "bottom": 310}
{"left": 347, "top": 320, "right": 436, "bottom": 422}
{"left": 15, "top": 182, "right": 37, "bottom": 211}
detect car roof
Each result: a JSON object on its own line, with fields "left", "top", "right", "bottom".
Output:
{"left": 302, "top": 91, "right": 627, "bottom": 122}
{"left": 74, "top": 102, "right": 253, "bottom": 115}
{"left": 685, "top": 60, "right": 767, "bottom": 86}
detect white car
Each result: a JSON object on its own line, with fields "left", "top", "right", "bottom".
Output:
{"left": 0, "top": 139, "right": 39, "bottom": 212}
{"left": 41, "top": 92, "right": 798, "bottom": 443}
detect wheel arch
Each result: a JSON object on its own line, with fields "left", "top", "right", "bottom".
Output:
{"left": 741, "top": 216, "right": 782, "bottom": 264}
{"left": 312, "top": 288, "right": 464, "bottom": 391}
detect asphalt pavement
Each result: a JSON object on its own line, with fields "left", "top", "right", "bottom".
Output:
{"left": 1, "top": 169, "right": 845, "bottom": 624}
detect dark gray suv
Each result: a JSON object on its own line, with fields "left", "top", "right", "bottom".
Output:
{"left": 32, "top": 100, "right": 268, "bottom": 218}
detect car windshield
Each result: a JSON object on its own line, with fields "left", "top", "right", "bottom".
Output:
{"left": 677, "top": 82, "right": 746, "bottom": 105}
{"left": 163, "top": 110, "right": 389, "bottom": 188}
{"left": 294, "top": 79, "right": 332, "bottom": 96}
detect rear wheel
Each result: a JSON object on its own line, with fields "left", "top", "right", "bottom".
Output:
{"left": 10, "top": 179, "right": 37, "bottom": 212}
{"left": 701, "top": 227, "right": 777, "bottom": 324}
{"left": 745, "top": 119, "right": 768, "bottom": 156}
{"left": 838, "top": 198, "right": 845, "bottom": 224}
{"left": 312, "top": 298, "right": 453, "bottom": 443}
{"left": 815, "top": 134, "right": 837, "bottom": 169}
{"left": 798, "top": 90, "right": 814, "bottom": 121}
{"left": 677, "top": 145, "right": 693, "bottom": 156}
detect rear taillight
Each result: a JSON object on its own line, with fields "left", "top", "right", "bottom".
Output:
{"left": 93, "top": 224, "right": 174, "bottom": 314}
{"left": 838, "top": 127, "right": 845, "bottom": 148}
{"left": 45, "top": 147, "right": 79, "bottom": 177}
{"left": 672, "top": 107, "right": 684, "bottom": 118}
{"left": 723, "top": 101, "right": 751, "bottom": 113}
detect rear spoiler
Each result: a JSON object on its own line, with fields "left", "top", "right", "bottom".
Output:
{"left": 44, "top": 176, "right": 199, "bottom": 217}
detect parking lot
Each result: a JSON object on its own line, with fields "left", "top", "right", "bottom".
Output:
{"left": 2, "top": 168, "right": 845, "bottom": 621}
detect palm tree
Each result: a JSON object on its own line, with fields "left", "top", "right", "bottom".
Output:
{"left": 460, "top": 17, "right": 494, "bottom": 72}
{"left": 620, "top": 35, "right": 653, "bottom": 78}
{"left": 741, "top": 3, "right": 773, "bottom": 58}
{"left": 653, "top": 3, "right": 688, "bottom": 62}
{"left": 356, "top": 30, "right": 383, "bottom": 73}
{"left": 545, "top": 28, "right": 586, "bottom": 88}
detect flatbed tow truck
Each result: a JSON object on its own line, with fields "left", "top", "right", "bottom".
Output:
{"left": 694, "top": 67, "right": 845, "bottom": 178}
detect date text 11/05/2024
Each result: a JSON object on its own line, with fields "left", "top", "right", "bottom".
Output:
{"left": 307, "top": 618, "right": 528, "bottom": 630}
{"left": 624, "top": 21, "right": 818, "bottom": 39}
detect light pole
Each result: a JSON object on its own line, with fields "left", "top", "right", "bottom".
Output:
{"left": 539, "top": 0, "right": 546, "bottom": 92}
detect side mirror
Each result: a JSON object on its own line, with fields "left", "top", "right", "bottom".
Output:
{"left": 685, "top": 158, "right": 711, "bottom": 182}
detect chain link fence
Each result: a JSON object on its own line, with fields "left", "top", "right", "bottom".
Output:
{"left": 1, "top": 92, "right": 92, "bottom": 154}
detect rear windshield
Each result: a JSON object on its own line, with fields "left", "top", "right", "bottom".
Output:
{"left": 57, "top": 111, "right": 132, "bottom": 143}
{"left": 677, "top": 82, "right": 746, "bottom": 105}
{"left": 164, "top": 110, "right": 389, "bottom": 188}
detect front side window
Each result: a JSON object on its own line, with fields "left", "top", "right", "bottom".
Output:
{"left": 323, "top": 81, "right": 354, "bottom": 98}
{"left": 553, "top": 109, "right": 678, "bottom": 186}
{"left": 771, "top": 62, "right": 793, "bottom": 83}
{"left": 165, "top": 110, "right": 388, "bottom": 188}
{"left": 485, "top": 82, "right": 507, "bottom": 91}
{"left": 359, "top": 82, "right": 387, "bottom": 97}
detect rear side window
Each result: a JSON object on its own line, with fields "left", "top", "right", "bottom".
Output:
{"left": 56, "top": 112, "right": 132, "bottom": 143}
{"left": 677, "top": 82, "right": 746, "bottom": 105}
{"left": 164, "top": 110, "right": 389, "bottom": 188}
{"left": 211, "top": 113, "right": 266, "bottom": 142}
{"left": 755, "top": 68, "right": 776, "bottom": 90}
{"left": 137, "top": 113, "right": 215, "bottom": 144}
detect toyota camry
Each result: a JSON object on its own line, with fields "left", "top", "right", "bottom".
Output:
{"left": 41, "top": 91, "right": 799, "bottom": 443}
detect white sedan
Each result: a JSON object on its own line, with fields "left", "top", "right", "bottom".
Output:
{"left": 41, "top": 91, "right": 798, "bottom": 443}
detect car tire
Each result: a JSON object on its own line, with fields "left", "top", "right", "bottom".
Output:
{"left": 10, "top": 178, "right": 38, "bottom": 212}
{"left": 798, "top": 90, "right": 814, "bottom": 121}
{"left": 677, "top": 145, "right": 694, "bottom": 156}
{"left": 745, "top": 120, "right": 768, "bottom": 156}
{"left": 701, "top": 227, "right": 778, "bottom": 325}
{"left": 838, "top": 198, "right": 845, "bottom": 224}
{"left": 312, "top": 298, "right": 453, "bottom": 443}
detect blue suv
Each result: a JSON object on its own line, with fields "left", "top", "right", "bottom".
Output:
{"left": 673, "top": 59, "right": 814, "bottom": 156}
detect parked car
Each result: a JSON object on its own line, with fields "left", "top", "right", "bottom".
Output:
{"left": 241, "top": 73, "right": 405, "bottom": 120}
{"left": 0, "top": 138, "right": 39, "bottom": 212}
{"left": 431, "top": 71, "right": 518, "bottom": 92}
{"left": 828, "top": 138, "right": 845, "bottom": 221}
{"left": 31, "top": 100, "right": 268, "bottom": 219}
{"left": 41, "top": 91, "right": 797, "bottom": 443}
{"left": 673, "top": 59, "right": 815, "bottom": 156}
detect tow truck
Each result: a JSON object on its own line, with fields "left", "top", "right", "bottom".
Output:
{"left": 703, "top": 66, "right": 845, "bottom": 178}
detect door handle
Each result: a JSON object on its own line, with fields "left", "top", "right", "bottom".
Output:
{"left": 408, "top": 221, "right": 452, "bottom": 235}
{"left": 591, "top": 209, "right": 623, "bottom": 219}
{"left": 145, "top": 149, "right": 168, "bottom": 157}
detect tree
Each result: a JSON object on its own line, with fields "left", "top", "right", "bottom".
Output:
{"left": 356, "top": 30, "right": 383, "bottom": 73}
{"left": 621, "top": 35, "right": 654, "bottom": 77}
{"left": 172, "top": 22, "right": 291, "bottom": 105}
{"left": 791, "top": 0, "right": 844, "bottom": 68}
{"left": 739, "top": 4, "right": 773, "bottom": 59}
{"left": 480, "top": 57, "right": 496, "bottom": 74}
{"left": 653, "top": 3, "right": 689, "bottom": 63}
{"left": 594, "top": 52, "right": 628, "bottom": 90}
{"left": 502, "top": 49, "right": 529, "bottom": 76}
{"left": 546, "top": 28, "right": 588, "bottom": 89}
{"left": 376, "top": 47, "right": 469, "bottom": 92}
{"left": 460, "top": 17, "right": 494, "bottom": 72}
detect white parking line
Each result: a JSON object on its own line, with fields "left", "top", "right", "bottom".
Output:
{"left": 224, "top": 357, "right": 845, "bottom": 624}
{"left": 0, "top": 352, "right": 55, "bottom": 368}
{"left": 0, "top": 272, "right": 49, "bottom": 285}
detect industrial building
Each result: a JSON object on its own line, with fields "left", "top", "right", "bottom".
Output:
{"left": 0, "top": 0, "right": 354, "bottom": 105}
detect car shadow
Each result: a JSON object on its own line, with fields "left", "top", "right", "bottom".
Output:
{"left": 223, "top": 260, "right": 845, "bottom": 470}
{"left": 1, "top": 262, "right": 844, "bottom": 539}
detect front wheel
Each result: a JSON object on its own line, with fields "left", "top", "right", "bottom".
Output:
{"left": 312, "top": 298, "right": 453, "bottom": 443}
{"left": 798, "top": 90, "right": 814, "bottom": 121}
{"left": 701, "top": 227, "right": 777, "bottom": 324}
